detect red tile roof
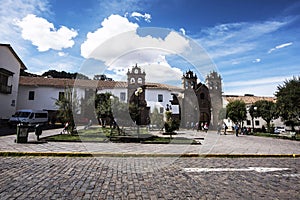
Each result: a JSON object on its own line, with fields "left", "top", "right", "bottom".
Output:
{"left": 19, "top": 76, "right": 182, "bottom": 91}
{"left": 224, "top": 95, "right": 276, "bottom": 104}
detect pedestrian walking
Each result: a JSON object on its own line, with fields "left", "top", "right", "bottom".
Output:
{"left": 234, "top": 123, "right": 239, "bottom": 137}
{"left": 193, "top": 122, "right": 199, "bottom": 131}
{"left": 223, "top": 123, "right": 228, "bottom": 135}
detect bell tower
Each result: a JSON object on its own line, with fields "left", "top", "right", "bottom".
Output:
{"left": 206, "top": 71, "right": 223, "bottom": 129}
{"left": 127, "top": 64, "right": 146, "bottom": 102}
{"left": 127, "top": 64, "right": 149, "bottom": 125}
{"left": 182, "top": 70, "right": 197, "bottom": 89}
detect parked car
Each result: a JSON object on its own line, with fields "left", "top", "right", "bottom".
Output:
{"left": 8, "top": 109, "right": 48, "bottom": 127}
{"left": 274, "top": 126, "right": 286, "bottom": 134}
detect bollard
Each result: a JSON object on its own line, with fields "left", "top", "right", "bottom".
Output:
{"left": 35, "top": 124, "right": 43, "bottom": 141}
{"left": 16, "top": 123, "right": 30, "bottom": 143}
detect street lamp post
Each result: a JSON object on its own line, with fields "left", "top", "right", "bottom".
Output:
{"left": 252, "top": 106, "right": 257, "bottom": 133}
{"left": 135, "top": 87, "right": 143, "bottom": 138}
{"left": 109, "top": 95, "right": 115, "bottom": 141}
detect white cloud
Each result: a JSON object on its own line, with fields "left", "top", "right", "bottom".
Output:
{"left": 80, "top": 14, "right": 191, "bottom": 84}
{"left": 15, "top": 14, "right": 78, "bottom": 52}
{"left": 58, "top": 52, "right": 68, "bottom": 57}
{"left": 224, "top": 76, "right": 294, "bottom": 96}
{"left": 268, "top": 42, "right": 293, "bottom": 54}
{"left": 81, "top": 14, "right": 138, "bottom": 58}
{"left": 131, "top": 12, "right": 151, "bottom": 22}
{"left": 144, "top": 62, "right": 182, "bottom": 83}
{"left": 198, "top": 20, "right": 290, "bottom": 59}
{"left": 0, "top": 0, "right": 50, "bottom": 53}
{"left": 253, "top": 58, "right": 261, "bottom": 63}
{"left": 225, "top": 76, "right": 288, "bottom": 87}
{"left": 179, "top": 28, "right": 186, "bottom": 35}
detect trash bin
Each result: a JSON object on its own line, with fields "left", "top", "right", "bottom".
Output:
{"left": 16, "top": 123, "right": 30, "bottom": 143}
{"left": 35, "top": 124, "right": 42, "bottom": 141}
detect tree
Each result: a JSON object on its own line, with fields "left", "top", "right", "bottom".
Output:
{"left": 253, "top": 100, "right": 278, "bottom": 132}
{"left": 249, "top": 104, "right": 259, "bottom": 132}
{"left": 150, "top": 107, "right": 164, "bottom": 129}
{"left": 275, "top": 76, "right": 300, "bottom": 131}
{"left": 42, "top": 69, "right": 90, "bottom": 80}
{"left": 55, "top": 87, "right": 79, "bottom": 134}
{"left": 164, "top": 110, "right": 180, "bottom": 138}
{"left": 93, "top": 74, "right": 113, "bottom": 81}
{"left": 226, "top": 100, "right": 247, "bottom": 126}
{"left": 218, "top": 107, "right": 227, "bottom": 121}
{"left": 94, "top": 93, "right": 113, "bottom": 127}
{"left": 111, "top": 96, "right": 131, "bottom": 128}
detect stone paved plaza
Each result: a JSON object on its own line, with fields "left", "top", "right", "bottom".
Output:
{"left": 0, "top": 128, "right": 299, "bottom": 199}
{"left": 0, "top": 128, "right": 299, "bottom": 156}
{"left": 0, "top": 157, "right": 299, "bottom": 199}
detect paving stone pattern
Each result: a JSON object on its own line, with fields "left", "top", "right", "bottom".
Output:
{"left": 0, "top": 157, "right": 299, "bottom": 199}
{"left": 1, "top": 128, "right": 300, "bottom": 156}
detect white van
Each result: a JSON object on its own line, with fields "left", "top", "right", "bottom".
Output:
{"left": 9, "top": 109, "right": 48, "bottom": 126}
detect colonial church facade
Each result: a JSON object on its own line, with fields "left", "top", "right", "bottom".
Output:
{"left": 126, "top": 65, "right": 223, "bottom": 129}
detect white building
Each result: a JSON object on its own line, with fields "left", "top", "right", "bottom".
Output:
{"left": 0, "top": 44, "right": 27, "bottom": 120}
{"left": 17, "top": 67, "right": 285, "bottom": 130}
{"left": 18, "top": 76, "right": 181, "bottom": 120}
{"left": 222, "top": 95, "right": 285, "bottom": 131}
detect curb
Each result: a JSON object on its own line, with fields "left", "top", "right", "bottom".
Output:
{"left": 0, "top": 151, "right": 299, "bottom": 158}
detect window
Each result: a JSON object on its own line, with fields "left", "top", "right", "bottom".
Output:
{"left": 120, "top": 92, "right": 126, "bottom": 101}
{"left": 247, "top": 120, "right": 251, "bottom": 126}
{"left": 255, "top": 120, "right": 260, "bottom": 126}
{"left": 130, "top": 78, "right": 135, "bottom": 84}
{"left": 200, "top": 93, "right": 205, "bottom": 99}
{"left": 158, "top": 94, "right": 163, "bottom": 102}
{"left": 0, "top": 68, "right": 13, "bottom": 94}
{"left": 138, "top": 78, "right": 143, "bottom": 84}
{"left": 35, "top": 113, "right": 48, "bottom": 118}
{"left": 160, "top": 107, "right": 164, "bottom": 114}
{"left": 11, "top": 100, "right": 15, "bottom": 107}
{"left": 59, "top": 92, "right": 65, "bottom": 101}
{"left": 28, "top": 91, "right": 35, "bottom": 100}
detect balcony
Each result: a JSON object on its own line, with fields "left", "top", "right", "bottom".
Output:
{"left": 0, "top": 84, "right": 12, "bottom": 94}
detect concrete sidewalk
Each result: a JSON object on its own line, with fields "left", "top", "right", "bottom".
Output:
{"left": 0, "top": 127, "right": 299, "bottom": 157}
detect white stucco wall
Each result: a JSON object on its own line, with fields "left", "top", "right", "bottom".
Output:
{"left": 98, "top": 88, "right": 176, "bottom": 114}
{"left": 146, "top": 89, "right": 174, "bottom": 113}
{"left": 222, "top": 96, "right": 286, "bottom": 131}
{"left": 0, "top": 46, "right": 21, "bottom": 119}
{"left": 99, "top": 88, "right": 128, "bottom": 102}
{"left": 17, "top": 86, "right": 85, "bottom": 111}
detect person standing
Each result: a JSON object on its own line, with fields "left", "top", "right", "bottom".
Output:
{"left": 223, "top": 123, "right": 228, "bottom": 135}
{"left": 204, "top": 122, "right": 209, "bottom": 133}
{"left": 217, "top": 123, "right": 221, "bottom": 134}
{"left": 234, "top": 122, "right": 239, "bottom": 137}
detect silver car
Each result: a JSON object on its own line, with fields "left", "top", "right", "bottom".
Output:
{"left": 274, "top": 126, "right": 285, "bottom": 134}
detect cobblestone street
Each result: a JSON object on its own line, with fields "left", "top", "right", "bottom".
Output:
{"left": 0, "top": 157, "right": 299, "bottom": 199}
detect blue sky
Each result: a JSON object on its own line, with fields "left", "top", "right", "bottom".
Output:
{"left": 1, "top": 0, "right": 299, "bottom": 96}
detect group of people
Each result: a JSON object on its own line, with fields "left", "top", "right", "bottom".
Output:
{"left": 218, "top": 122, "right": 249, "bottom": 136}
{"left": 187, "top": 122, "right": 209, "bottom": 132}
{"left": 217, "top": 122, "right": 228, "bottom": 135}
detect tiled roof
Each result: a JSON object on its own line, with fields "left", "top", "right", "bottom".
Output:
{"left": 224, "top": 95, "right": 276, "bottom": 104}
{"left": 145, "top": 82, "right": 182, "bottom": 91}
{"left": 19, "top": 76, "right": 182, "bottom": 91}
{"left": 19, "top": 76, "right": 127, "bottom": 89}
